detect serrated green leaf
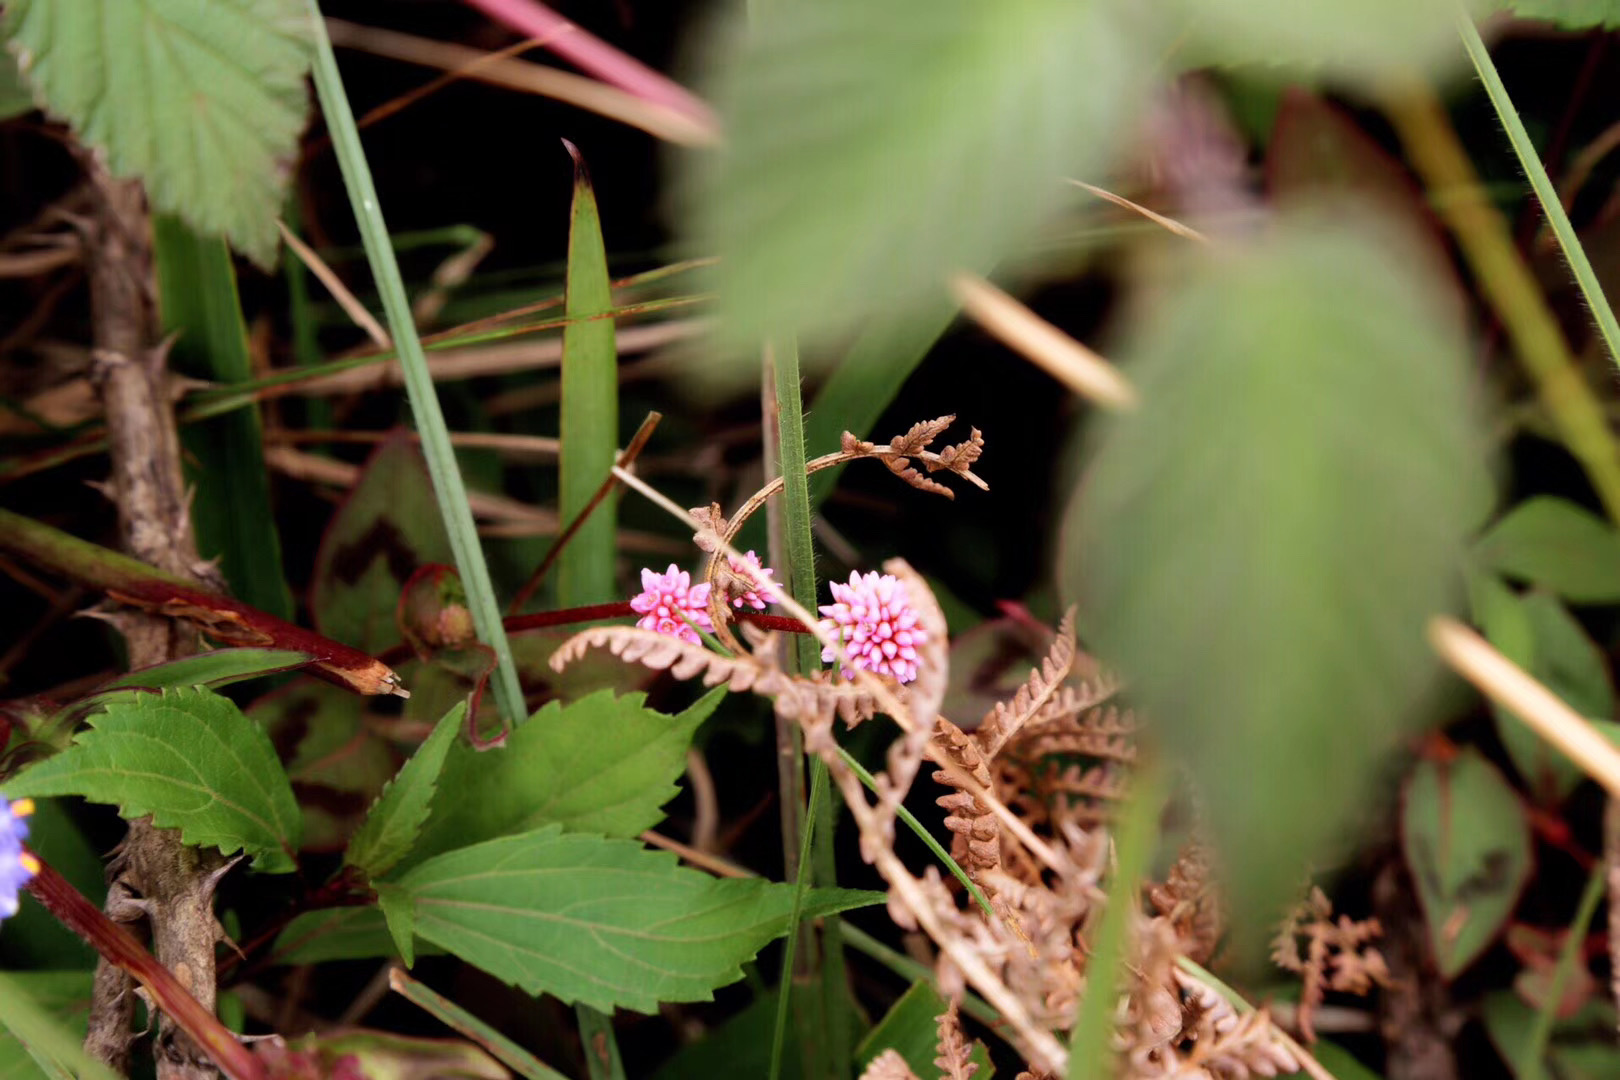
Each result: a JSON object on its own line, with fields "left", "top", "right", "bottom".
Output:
{"left": 1062, "top": 204, "right": 1490, "bottom": 949}
{"left": 1403, "top": 749, "right": 1532, "bottom": 978}
{"left": 856, "top": 981, "right": 993, "bottom": 1080}
{"left": 1473, "top": 578, "right": 1617, "bottom": 802}
{"left": 1489, "top": 0, "right": 1620, "bottom": 27}
{"left": 1474, "top": 496, "right": 1620, "bottom": 603}
{"left": 681, "top": 0, "right": 1149, "bottom": 348}
{"left": 345, "top": 702, "right": 466, "bottom": 879}
{"left": 0, "top": 0, "right": 311, "bottom": 265}
{"left": 269, "top": 906, "right": 442, "bottom": 966}
{"left": 558, "top": 143, "right": 618, "bottom": 608}
{"left": 3, "top": 687, "right": 301, "bottom": 871}
{"left": 376, "top": 882, "right": 416, "bottom": 969}
{"left": 396, "top": 825, "right": 882, "bottom": 1014}
{"left": 407, "top": 688, "right": 724, "bottom": 866}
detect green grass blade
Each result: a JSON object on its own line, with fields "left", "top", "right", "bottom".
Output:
{"left": 391, "top": 970, "right": 570, "bottom": 1080}
{"left": 576, "top": 1004, "right": 626, "bottom": 1080}
{"left": 558, "top": 142, "right": 620, "bottom": 607}
{"left": 1519, "top": 861, "right": 1605, "bottom": 1080}
{"left": 837, "top": 921, "right": 1000, "bottom": 1029}
{"left": 303, "top": 1, "right": 524, "bottom": 726}
{"left": 768, "top": 758, "right": 826, "bottom": 1080}
{"left": 152, "top": 214, "right": 294, "bottom": 619}
{"left": 1458, "top": 13, "right": 1620, "bottom": 373}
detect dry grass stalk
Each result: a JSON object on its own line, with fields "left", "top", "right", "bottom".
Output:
{"left": 276, "top": 222, "right": 390, "bottom": 348}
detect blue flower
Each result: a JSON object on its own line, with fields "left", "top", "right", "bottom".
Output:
{"left": 0, "top": 797, "right": 38, "bottom": 921}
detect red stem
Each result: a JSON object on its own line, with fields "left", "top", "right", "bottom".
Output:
{"left": 504, "top": 603, "right": 812, "bottom": 635}
{"left": 24, "top": 856, "right": 266, "bottom": 1080}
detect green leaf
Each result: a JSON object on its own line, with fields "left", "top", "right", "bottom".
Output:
{"left": 1306, "top": 1041, "right": 1385, "bottom": 1080}
{"left": 0, "top": 0, "right": 311, "bottom": 266}
{"left": 391, "top": 970, "right": 571, "bottom": 1080}
{"left": 856, "top": 981, "right": 993, "bottom": 1080}
{"left": 0, "top": 49, "right": 34, "bottom": 120}
{"left": 1483, "top": 992, "right": 1620, "bottom": 1080}
{"left": 557, "top": 142, "right": 618, "bottom": 608}
{"left": 396, "top": 825, "right": 883, "bottom": 1014}
{"left": 0, "top": 971, "right": 109, "bottom": 1080}
{"left": 345, "top": 702, "right": 466, "bottom": 879}
{"left": 653, "top": 990, "right": 804, "bottom": 1080}
{"left": 311, "top": 435, "right": 454, "bottom": 653}
{"left": 1062, "top": 204, "right": 1490, "bottom": 950}
{"left": 1489, "top": 1, "right": 1620, "bottom": 28}
{"left": 376, "top": 882, "right": 417, "bottom": 969}
{"left": 270, "top": 907, "right": 439, "bottom": 965}
{"left": 0, "top": 801, "right": 101, "bottom": 969}
{"left": 1474, "top": 497, "right": 1620, "bottom": 603}
{"left": 4, "top": 687, "right": 301, "bottom": 872}
{"left": 407, "top": 689, "right": 724, "bottom": 866}
{"left": 1171, "top": 0, "right": 1474, "bottom": 78}
{"left": 1473, "top": 578, "right": 1617, "bottom": 802}
{"left": 154, "top": 214, "right": 294, "bottom": 620}
{"left": 1402, "top": 749, "right": 1532, "bottom": 978}
{"left": 101, "top": 649, "right": 314, "bottom": 692}
{"left": 682, "top": 0, "right": 1149, "bottom": 348}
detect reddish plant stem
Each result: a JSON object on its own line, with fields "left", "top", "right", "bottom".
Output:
{"left": 504, "top": 603, "right": 812, "bottom": 635}
{"left": 24, "top": 857, "right": 265, "bottom": 1080}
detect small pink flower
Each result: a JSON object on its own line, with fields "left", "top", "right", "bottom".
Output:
{"left": 727, "top": 551, "right": 782, "bottom": 610}
{"left": 818, "top": 571, "right": 925, "bottom": 684}
{"left": 630, "top": 564, "right": 714, "bottom": 646}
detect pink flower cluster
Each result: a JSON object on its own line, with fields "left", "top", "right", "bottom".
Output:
{"left": 726, "top": 551, "right": 782, "bottom": 610}
{"left": 629, "top": 564, "right": 713, "bottom": 646}
{"left": 818, "top": 571, "right": 924, "bottom": 684}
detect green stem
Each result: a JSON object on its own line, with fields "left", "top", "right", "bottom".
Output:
{"left": 304, "top": 2, "right": 524, "bottom": 727}
{"left": 837, "top": 921, "right": 1000, "bottom": 1029}
{"left": 768, "top": 759, "right": 825, "bottom": 1080}
{"left": 1520, "top": 861, "right": 1605, "bottom": 1080}
{"left": 574, "top": 1004, "right": 625, "bottom": 1080}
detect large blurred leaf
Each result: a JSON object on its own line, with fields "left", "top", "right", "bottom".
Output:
{"left": 3, "top": 688, "right": 301, "bottom": 871}
{"left": 0, "top": 50, "right": 33, "bottom": 120}
{"left": 682, "top": 0, "right": 1149, "bottom": 348}
{"left": 312, "top": 436, "right": 454, "bottom": 653}
{"left": 1473, "top": 577, "right": 1617, "bottom": 802}
{"left": 1491, "top": 1, "right": 1620, "bottom": 27}
{"left": 405, "top": 688, "right": 724, "bottom": 867}
{"left": 1403, "top": 749, "right": 1532, "bottom": 978}
{"left": 0, "top": 0, "right": 309, "bottom": 265}
{"left": 248, "top": 679, "right": 400, "bottom": 853}
{"left": 0, "top": 972, "right": 104, "bottom": 1080}
{"left": 1171, "top": 0, "right": 1474, "bottom": 79}
{"left": 1474, "top": 496, "right": 1620, "bottom": 603}
{"left": 396, "top": 825, "right": 882, "bottom": 1013}
{"left": 1062, "top": 205, "right": 1490, "bottom": 947}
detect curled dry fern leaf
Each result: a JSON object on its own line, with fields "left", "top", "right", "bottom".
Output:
{"left": 977, "top": 608, "right": 1080, "bottom": 757}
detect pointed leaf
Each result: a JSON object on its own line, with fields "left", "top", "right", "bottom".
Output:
{"left": 408, "top": 688, "right": 724, "bottom": 866}
{"left": 345, "top": 702, "right": 466, "bottom": 879}
{"left": 3, "top": 687, "right": 301, "bottom": 871}
{"left": 1063, "top": 204, "right": 1491, "bottom": 945}
{"left": 0, "top": 0, "right": 310, "bottom": 265}
{"left": 100, "top": 649, "right": 315, "bottom": 693}
{"left": 376, "top": 883, "right": 417, "bottom": 969}
{"left": 270, "top": 907, "right": 441, "bottom": 966}
{"left": 312, "top": 436, "right": 454, "bottom": 653}
{"left": 1403, "top": 749, "right": 1533, "bottom": 978}
{"left": 558, "top": 142, "right": 619, "bottom": 608}
{"left": 1474, "top": 496, "right": 1620, "bottom": 603}
{"left": 396, "top": 825, "right": 883, "bottom": 1013}
{"left": 682, "top": 0, "right": 1149, "bottom": 347}
{"left": 855, "top": 981, "right": 992, "bottom": 1080}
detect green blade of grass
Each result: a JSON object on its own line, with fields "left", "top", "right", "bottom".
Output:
{"left": 1519, "top": 861, "right": 1605, "bottom": 1080}
{"left": 390, "top": 969, "right": 570, "bottom": 1080}
{"left": 575, "top": 1004, "right": 626, "bottom": 1080}
{"left": 1457, "top": 13, "right": 1620, "bottom": 374}
{"left": 303, "top": 0, "right": 523, "bottom": 726}
{"left": 768, "top": 754, "right": 826, "bottom": 1080}
{"left": 558, "top": 142, "right": 620, "bottom": 608}
{"left": 152, "top": 214, "right": 294, "bottom": 620}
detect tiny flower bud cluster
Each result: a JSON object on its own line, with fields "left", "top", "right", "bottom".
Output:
{"left": 629, "top": 564, "right": 714, "bottom": 646}
{"left": 818, "top": 571, "right": 924, "bottom": 684}
{"left": 0, "top": 796, "right": 38, "bottom": 923}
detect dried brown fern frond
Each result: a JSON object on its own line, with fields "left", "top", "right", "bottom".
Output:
{"left": 934, "top": 1001, "right": 979, "bottom": 1080}
{"left": 1011, "top": 704, "right": 1136, "bottom": 764}
{"left": 1271, "top": 886, "right": 1390, "bottom": 1043}
{"left": 548, "top": 624, "right": 780, "bottom": 691}
{"left": 837, "top": 416, "right": 989, "bottom": 499}
{"left": 1149, "top": 843, "right": 1222, "bottom": 964}
{"left": 934, "top": 717, "right": 1000, "bottom": 893}
{"left": 976, "top": 609, "right": 1079, "bottom": 758}
{"left": 1167, "top": 969, "right": 1304, "bottom": 1078}
{"left": 859, "top": 1050, "right": 920, "bottom": 1080}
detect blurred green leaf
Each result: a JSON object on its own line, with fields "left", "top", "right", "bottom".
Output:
{"left": 396, "top": 825, "right": 882, "bottom": 1013}
{"left": 4, "top": 687, "right": 301, "bottom": 871}
{"left": 0, "top": 0, "right": 310, "bottom": 265}
{"left": 0, "top": 49, "right": 34, "bottom": 120}
{"left": 0, "top": 802, "right": 98, "bottom": 969}
{"left": 1172, "top": 0, "right": 1474, "bottom": 79}
{"left": 1490, "top": 1, "right": 1620, "bottom": 28}
{"left": 855, "top": 981, "right": 992, "bottom": 1080}
{"left": 1473, "top": 578, "right": 1616, "bottom": 802}
{"left": 0, "top": 971, "right": 107, "bottom": 1080}
{"left": 653, "top": 990, "right": 802, "bottom": 1080}
{"left": 1062, "top": 204, "right": 1490, "bottom": 950}
{"left": 312, "top": 436, "right": 454, "bottom": 653}
{"left": 406, "top": 688, "right": 724, "bottom": 867}
{"left": 154, "top": 215, "right": 294, "bottom": 620}
{"left": 1304, "top": 1041, "right": 1385, "bottom": 1080}
{"left": 558, "top": 143, "right": 619, "bottom": 608}
{"left": 247, "top": 679, "right": 400, "bottom": 853}
{"left": 345, "top": 702, "right": 466, "bottom": 880}
{"left": 1403, "top": 749, "right": 1532, "bottom": 978}
{"left": 682, "top": 0, "right": 1149, "bottom": 348}
{"left": 1483, "top": 992, "right": 1620, "bottom": 1080}
{"left": 1474, "top": 496, "right": 1620, "bottom": 603}
{"left": 291, "top": 1029, "right": 506, "bottom": 1080}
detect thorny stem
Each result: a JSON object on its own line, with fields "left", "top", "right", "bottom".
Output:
{"left": 25, "top": 857, "right": 264, "bottom": 1080}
